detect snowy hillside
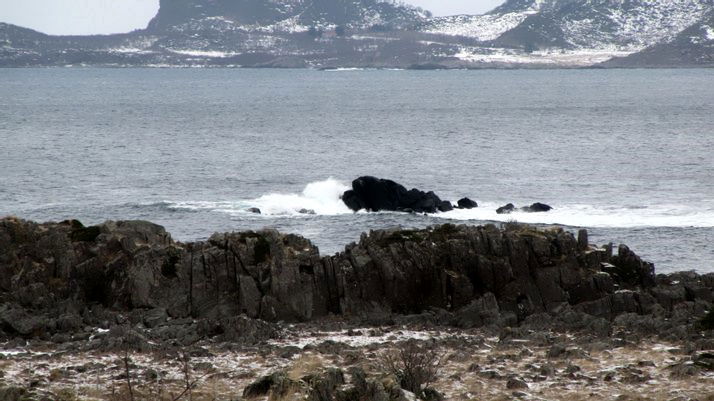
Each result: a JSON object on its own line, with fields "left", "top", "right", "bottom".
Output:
{"left": 0, "top": 0, "right": 712, "bottom": 68}
{"left": 426, "top": 0, "right": 712, "bottom": 51}
{"left": 604, "top": 10, "right": 714, "bottom": 66}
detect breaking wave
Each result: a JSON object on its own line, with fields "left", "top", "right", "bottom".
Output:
{"left": 160, "top": 178, "right": 352, "bottom": 216}
{"left": 155, "top": 179, "right": 714, "bottom": 228}
{"left": 440, "top": 203, "right": 714, "bottom": 228}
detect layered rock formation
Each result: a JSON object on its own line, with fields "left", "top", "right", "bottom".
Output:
{"left": 0, "top": 217, "right": 712, "bottom": 347}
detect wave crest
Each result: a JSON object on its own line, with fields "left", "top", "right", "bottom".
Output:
{"left": 154, "top": 178, "right": 714, "bottom": 228}
{"left": 159, "top": 178, "right": 351, "bottom": 216}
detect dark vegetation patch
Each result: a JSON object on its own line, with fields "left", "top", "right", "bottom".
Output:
{"left": 381, "top": 340, "right": 442, "bottom": 397}
{"left": 70, "top": 225, "right": 101, "bottom": 242}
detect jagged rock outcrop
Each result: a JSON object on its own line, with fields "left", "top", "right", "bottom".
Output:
{"left": 0, "top": 217, "right": 712, "bottom": 345}
{"left": 341, "top": 176, "right": 454, "bottom": 213}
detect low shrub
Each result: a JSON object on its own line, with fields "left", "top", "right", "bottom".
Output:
{"left": 380, "top": 341, "right": 442, "bottom": 397}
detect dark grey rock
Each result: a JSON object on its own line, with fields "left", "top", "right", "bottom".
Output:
{"left": 456, "top": 198, "right": 478, "bottom": 209}
{"left": 143, "top": 308, "right": 168, "bottom": 328}
{"left": 0, "top": 216, "right": 711, "bottom": 347}
{"left": 496, "top": 203, "right": 516, "bottom": 214}
{"left": 521, "top": 202, "right": 552, "bottom": 213}
{"left": 506, "top": 378, "right": 529, "bottom": 390}
{"left": 577, "top": 229, "right": 589, "bottom": 251}
{"left": 341, "top": 176, "right": 450, "bottom": 214}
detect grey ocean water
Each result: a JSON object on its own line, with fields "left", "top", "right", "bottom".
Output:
{"left": 1, "top": 68, "right": 713, "bottom": 273}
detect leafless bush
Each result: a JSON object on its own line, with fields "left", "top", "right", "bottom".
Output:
{"left": 380, "top": 340, "right": 442, "bottom": 395}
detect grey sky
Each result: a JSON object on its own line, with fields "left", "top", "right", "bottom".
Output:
{"left": 0, "top": 0, "right": 505, "bottom": 35}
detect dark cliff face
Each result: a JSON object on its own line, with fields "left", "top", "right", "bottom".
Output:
{"left": 146, "top": 0, "right": 425, "bottom": 32}
{"left": 146, "top": 0, "right": 292, "bottom": 30}
{"left": 1, "top": 217, "right": 712, "bottom": 345}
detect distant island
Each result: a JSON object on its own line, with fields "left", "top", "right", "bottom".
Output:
{"left": 1, "top": 0, "right": 713, "bottom": 68}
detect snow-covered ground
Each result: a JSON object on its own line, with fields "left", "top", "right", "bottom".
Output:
{"left": 561, "top": 0, "right": 711, "bottom": 48}
{"left": 705, "top": 25, "right": 714, "bottom": 40}
{"left": 424, "top": 13, "right": 531, "bottom": 41}
{"left": 1, "top": 327, "right": 712, "bottom": 401}
{"left": 453, "top": 47, "right": 635, "bottom": 66}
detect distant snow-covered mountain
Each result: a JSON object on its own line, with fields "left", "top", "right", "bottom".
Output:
{"left": 1, "top": 0, "right": 712, "bottom": 68}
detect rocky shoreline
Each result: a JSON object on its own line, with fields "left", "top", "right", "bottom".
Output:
{"left": 0, "top": 217, "right": 712, "bottom": 400}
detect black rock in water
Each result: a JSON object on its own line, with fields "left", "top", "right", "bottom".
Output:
{"left": 341, "top": 176, "right": 452, "bottom": 214}
{"left": 457, "top": 197, "right": 478, "bottom": 209}
{"left": 439, "top": 200, "right": 454, "bottom": 212}
{"left": 522, "top": 202, "right": 553, "bottom": 213}
{"left": 497, "top": 202, "right": 553, "bottom": 214}
{"left": 497, "top": 203, "right": 516, "bottom": 214}
{"left": 247, "top": 207, "right": 262, "bottom": 214}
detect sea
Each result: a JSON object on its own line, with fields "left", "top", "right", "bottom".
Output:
{"left": 1, "top": 68, "right": 712, "bottom": 273}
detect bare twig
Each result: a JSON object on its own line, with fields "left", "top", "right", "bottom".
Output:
{"left": 381, "top": 340, "right": 443, "bottom": 395}
{"left": 123, "top": 347, "right": 136, "bottom": 401}
{"left": 172, "top": 352, "right": 193, "bottom": 401}
{"left": 171, "top": 355, "right": 234, "bottom": 401}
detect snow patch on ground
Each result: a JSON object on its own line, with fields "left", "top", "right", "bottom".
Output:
{"left": 454, "top": 47, "right": 635, "bottom": 66}
{"left": 425, "top": 13, "right": 531, "bottom": 41}
{"left": 561, "top": 0, "right": 711, "bottom": 48}
{"left": 167, "top": 49, "right": 240, "bottom": 58}
{"left": 705, "top": 25, "right": 714, "bottom": 40}
{"left": 269, "top": 328, "right": 477, "bottom": 349}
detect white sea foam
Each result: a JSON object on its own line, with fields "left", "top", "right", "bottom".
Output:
{"left": 162, "top": 179, "right": 714, "bottom": 228}
{"left": 249, "top": 178, "right": 351, "bottom": 215}
{"left": 165, "top": 178, "right": 352, "bottom": 216}
{"left": 440, "top": 203, "right": 714, "bottom": 228}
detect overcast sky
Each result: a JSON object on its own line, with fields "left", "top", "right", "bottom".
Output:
{"left": 0, "top": 0, "right": 505, "bottom": 35}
